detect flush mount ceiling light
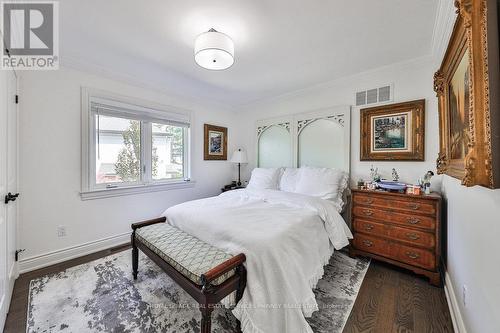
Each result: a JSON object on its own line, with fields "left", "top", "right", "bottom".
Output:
{"left": 194, "top": 28, "right": 234, "bottom": 70}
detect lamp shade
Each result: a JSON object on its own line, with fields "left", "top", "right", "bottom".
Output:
{"left": 230, "top": 149, "right": 248, "bottom": 164}
{"left": 194, "top": 28, "right": 234, "bottom": 70}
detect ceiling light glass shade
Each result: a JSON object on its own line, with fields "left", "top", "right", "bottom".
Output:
{"left": 194, "top": 29, "right": 234, "bottom": 70}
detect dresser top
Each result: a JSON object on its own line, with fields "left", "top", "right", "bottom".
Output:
{"left": 351, "top": 188, "right": 442, "bottom": 201}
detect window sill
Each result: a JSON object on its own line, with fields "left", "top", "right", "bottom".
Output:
{"left": 80, "top": 180, "right": 196, "bottom": 200}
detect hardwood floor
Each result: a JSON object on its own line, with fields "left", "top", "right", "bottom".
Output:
{"left": 344, "top": 261, "right": 454, "bottom": 333}
{"left": 3, "top": 246, "right": 453, "bottom": 333}
{"left": 3, "top": 244, "right": 130, "bottom": 333}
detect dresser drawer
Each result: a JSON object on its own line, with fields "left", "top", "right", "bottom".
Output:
{"left": 393, "top": 243, "right": 436, "bottom": 271}
{"left": 353, "top": 219, "right": 387, "bottom": 236}
{"left": 353, "top": 234, "right": 436, "bottom": 271}
{"left": 353, "top": 193, "right": 437, "bottom": 215}
{"left": 390, "top": 225, "right": 435, "bottom": 248}
{"left": 352, "top": 234, "right": 389, "bottom": 258}
{"left": 393, "top": 199, "right": 436, "bottom": 215}
{"left": 353, "top": 219, "right": 435, "bottom": 248}
{"left": 353, "top": 206, "right": 436, "bottom": 230}
{"left": 353, "top": 194, "right": 389, "bottom": 206}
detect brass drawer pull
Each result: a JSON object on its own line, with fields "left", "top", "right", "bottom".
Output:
{"left": 362, "top": 240, "right": 373, "bottom": 247}
{"left": 406, "top": 233, "right": 420, "bottom": 240}
{"left": 363, "top": 198, "right": 374, "bottom": 204}
{"left": 407, "top": 217, "right": 421, "bottom": 225}
{"left": 364, "top": 224, "right": 374, "bottom": 231}
{"left": 409, "top": 203, "right": 420, "bottom": 210}
{"left": 406, "top": 251, "right": 420, "bottom": 259}
{"left": 362, "top": 209, "right": 374, "bottom": 216}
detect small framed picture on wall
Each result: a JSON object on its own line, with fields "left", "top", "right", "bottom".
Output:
{"left": 204, "top": 124, "right": 228, "bottom": 160}
{"left": 360, "top": 99, "right": 425, "bottom": 161}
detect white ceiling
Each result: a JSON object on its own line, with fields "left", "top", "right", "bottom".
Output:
{"left": 61, "top": 0, "right": 438, "bottom": 108}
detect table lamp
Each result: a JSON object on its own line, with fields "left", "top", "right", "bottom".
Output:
{"left": 230, "top": 149, "right": 248, "bottom": 186}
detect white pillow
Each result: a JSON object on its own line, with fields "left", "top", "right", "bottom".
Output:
{"left": 294, "top": 167, "right": 348, "bottom": 204}
{"left": 247, "top": 168, "right": 281, "bottom": 190}
{"left": 279, "top": 168, "right": 301, "bottom": 192}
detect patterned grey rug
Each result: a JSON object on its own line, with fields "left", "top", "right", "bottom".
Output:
{"left": 27, "top": 250, "right": 369, "bottom": 333}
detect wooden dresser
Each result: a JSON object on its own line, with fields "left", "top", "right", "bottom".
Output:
{"left": 350, "top": 189, "right": 442, "bottom": 286}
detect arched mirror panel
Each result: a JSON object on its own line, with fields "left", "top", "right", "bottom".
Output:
{"left": 298, "top": 119, "right": 345, "bottom": 169}
{"left": 258, "top": 125, "right": 292, "bottom": 167}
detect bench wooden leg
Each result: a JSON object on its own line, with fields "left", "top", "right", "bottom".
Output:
{"left": 236, "top": 319, "right": 242, "bottom": 333}
{"left": 200, "top": 306, "right": 213, "bottom": 333}
{"left": 132, "top": 233, "right": 138, "bottom": 280}
{"left": 236, "top": 265, "right": 246, "bottom": 303}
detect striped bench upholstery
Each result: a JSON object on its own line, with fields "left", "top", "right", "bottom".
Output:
{"left": 135, "top": 223, "right": 235, "bottom": 286}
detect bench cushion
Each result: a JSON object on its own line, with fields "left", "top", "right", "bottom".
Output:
{"left": 135, "top": 223, "right": 235, "bottom": 286}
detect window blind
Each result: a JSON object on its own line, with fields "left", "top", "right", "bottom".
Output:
{"left": 90, "top": 97, "right": 190, "bottom": 128}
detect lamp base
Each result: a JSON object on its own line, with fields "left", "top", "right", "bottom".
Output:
{"left": 237, "top": 163, "right": 242, "bottom": 187}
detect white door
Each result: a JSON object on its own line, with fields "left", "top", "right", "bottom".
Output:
{"left": 0, "top": 66, "right": 18, "bottom": 330}
{"left": 6, "top": 68, "right": 18, "bottom": 300}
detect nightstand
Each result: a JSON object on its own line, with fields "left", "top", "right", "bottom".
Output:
{"left": 221, "top": 186, "right": 245, "bottom": 193}
{"left": 350, "top": 188, "right": 443, "bottom": 286}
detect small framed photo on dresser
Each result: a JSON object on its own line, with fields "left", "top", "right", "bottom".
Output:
{"left": 360, "top": 99, "right": 425, "bottom": 161}
{"left": 204, "top": 124, "right": 228, "bottom": 160}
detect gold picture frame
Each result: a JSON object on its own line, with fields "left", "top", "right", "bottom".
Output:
{"left": 204, "top": 124, "right": 228, "bottom": 160}
{"left": 434, "top": 0, "right": 500, "bottom": 188}
{"left": 360, "top": 100, "right": 425, "bottom": 161}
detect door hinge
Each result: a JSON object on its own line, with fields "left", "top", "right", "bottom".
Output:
{"left": 15, "top": 249, "right": 26, "bottom": 261}
{"left": 15, "top": 94, "right": 19, "bottom": 104}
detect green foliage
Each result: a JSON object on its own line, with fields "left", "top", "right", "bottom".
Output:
{"left": 115, "top": 122, "right": 184, "bottom": 182}
{"left": 163, "top": 125, "right": 183, "bottom": 163}
{"left": 166, "top": 125, "right": 183, "bottom": 179}
{"left": 115, "top": 121, "right": 159, "bottom": 181}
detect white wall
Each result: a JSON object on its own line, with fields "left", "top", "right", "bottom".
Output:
{"left": 236, "top": 56, "right": 441, "bottom": 190}
{"left": 17, "top": 66, "right": 240, "bottom": 271}
{"left": 441, "top": 177, "right": 500, "bottom": 332}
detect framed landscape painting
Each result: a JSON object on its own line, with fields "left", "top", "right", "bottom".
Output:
{"left": 360, "top": 100, "right": 425, "bottom": 161}
{"left": 204, "top": 124, "right": 227, "bottom": 160}
{"left": 434, "top": 0, "right": 500, "bottom": 188}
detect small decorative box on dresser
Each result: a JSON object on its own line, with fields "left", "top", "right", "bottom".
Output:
{"left": 350, "top": 189, "right": 442, "bottom": 286}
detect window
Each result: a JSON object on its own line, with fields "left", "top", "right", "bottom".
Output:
{"left": 152, "top": 122, "right": 185, "bottom": 181}
{"left": 81, "top": 88, "right": 192, "bottom": 199}
{"left": 96, "top": 115, "right": 142, "bottom": 185}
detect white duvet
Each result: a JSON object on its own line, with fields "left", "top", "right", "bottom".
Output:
{"left": 161, "top": 188, "right": 353, "bottom": 333}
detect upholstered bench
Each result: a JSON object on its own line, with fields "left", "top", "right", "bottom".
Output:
{"left": 131, "top": 217, "right": 246, "bottom": 333}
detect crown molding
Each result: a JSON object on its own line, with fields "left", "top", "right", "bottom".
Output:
{"left": 236, "top": 55, "right": 434, "bottom": 111}
{"left": 431, "top": 0, "right": 458, "bottom": 65}
{"left": 238, "top": 1, "right": 456, "bottom": 112}
{"left": 58, "top": 1, "right": 453, "bottom": 114}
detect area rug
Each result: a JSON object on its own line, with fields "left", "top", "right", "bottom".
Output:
{"left": 27, "top": 250, "right": 369, "bottom": 333}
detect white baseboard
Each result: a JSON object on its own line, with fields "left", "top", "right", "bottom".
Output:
{"left": 18, "top": 232, "right": 130, "bottom": 274}
{"left": 444, "top": 271, "right": 467, "bottom": 333}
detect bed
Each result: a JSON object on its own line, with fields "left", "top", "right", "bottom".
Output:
{"left": 135, "top": 106, "right": 352, "bottom": 332}
{"left": 163, "top": 184, "right": 352, "bottom": 333}
{"left": 163, "top": 107, "right": 352, "bottom": 332}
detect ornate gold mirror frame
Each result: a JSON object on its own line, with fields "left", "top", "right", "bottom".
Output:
{"left": 434, "top": 0, "right": 500, "bottom": 188}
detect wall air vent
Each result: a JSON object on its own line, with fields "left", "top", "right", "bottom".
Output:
{"left": 355, "top": 84, "right": 393, "bottom": 106}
